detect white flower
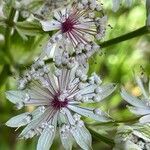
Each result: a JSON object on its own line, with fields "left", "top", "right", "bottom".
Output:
{"left": 6, "top": 58, "right": 116, "bottom": 150}
{"left": 112, "top": 0, "right": 133, "bottom": 12}
{"left": 40, "top": 0, "right": 107, "bottom": 59}
{"left": 15, "top": 0, "right": 70, "bottom": 19}
{"left": 121, "top": 73, "right": 150, "bottom": 123}
{"left": 113, "top": 124, "right": 150, "bottom": 150}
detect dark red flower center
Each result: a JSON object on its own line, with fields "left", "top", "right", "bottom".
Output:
{"left": 51, "top": 94, "right": 68, "bottom": 110}
{"left": 61, "top": 18, "right": 74, "bottom": 33}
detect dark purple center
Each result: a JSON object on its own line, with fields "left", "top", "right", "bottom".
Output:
{"left": 51, "top": 94, "right": 68, "bottom": 110}
{"left": 61, "top": 18, "right": 74, "bottom": 33}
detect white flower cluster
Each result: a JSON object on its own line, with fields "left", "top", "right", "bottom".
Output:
{"left": 121, "top": 73, "right": 150, "bottom": 124}
{"left": 4, "top": 1, "right": 116, "bottom": 149}
{"left": 39, "top": 0, "right": 107, "bottom": 65}
{"left": 6, "top": 57, "right": 116, "bottom": 150}
{"left": 114, "top": 124, "right": 150, "bottom": 150}
{"left": 5, "top": 0, "right": 149, "bottom": 149}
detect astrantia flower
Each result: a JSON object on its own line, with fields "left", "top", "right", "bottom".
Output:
{"left": 15, "top": 0, "right": 70, "bottom": 19}
{"left": 6, "top": 58, "right": 116, "bottom": 150}
{"left": 113, "top": 124, "right": 150, "bottom": 150}
{"left": 40, "top": 0, "right": 107, "bottom": 58}
{"left": 121, "top": 73, "right": 150, "bottom": 123}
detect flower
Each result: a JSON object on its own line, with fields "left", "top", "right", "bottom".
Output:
{"left": 112, "top": 0, "right": 133, "bottom": 12}
{"left": 121, "top": 73, "right": 150, "bottom": 123}
{"left": 40, "top": 0, "right": 107, "bottom": 59}
{"left": 6, "top": 58, "right": 116, "bottom": 150}
{"left": 113, "top": 124, "right": 150, "bottom": 150}
{"left": 15, "top": 0, "right": 70, "bottom": 19}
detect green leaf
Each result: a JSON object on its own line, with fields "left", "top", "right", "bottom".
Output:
{"left": 15, "top": 21, "right": 45, "bottom": 36}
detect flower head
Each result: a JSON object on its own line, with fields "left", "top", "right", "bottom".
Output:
{"left": 6, "top": 58, "right": 116, "bottom": 150}
{"left": 121, "top": 72, "right": 150, "bottom": 123}
{"left": 114, "top": 124, "right": 150, "bottom": 150}
{"left": 14, "top": 0, "right": 70, "bottom": 19}
{"left": 40, "top": 0, "right": 107, "bottom": 59}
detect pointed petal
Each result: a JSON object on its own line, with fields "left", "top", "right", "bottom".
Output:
{"left": 37, "top": 113, "right": 58, "bottom": 150}
{"left": 40, "top": 20, "right": 61, "bottom": 31}
{"left": 128, "top": 106, "right": 150, "bottom": 115}
{"left": 19, "top": 108, "right": 50, "bottom": 139}
{"left": 97, "top": 83, "right": 117, "bottom": 101}
{"left": 71, "top": 126, "right": 92, "bottom": 150}
{"left": 6, "top": 112, "right": 31, "bottom": 127}
{"left": 135, "top": 75, "right": 149, "bottom": 99}
{"left": 68, "top": 105, "right": 111, "bottom": 122}
{"left": 121, "top": 88, "right": 147, "bottom": 108}
{"left": 60, "top": 129, "right": 73, "bottom": 150}
{"left": 139, "top": 114, "right": 150, "bottom": 123}
{"left": 5, "top": 90, "right": 26, "bottom": 104}
{"left": 37, "top": 126, "right": 56, "bottom": 150}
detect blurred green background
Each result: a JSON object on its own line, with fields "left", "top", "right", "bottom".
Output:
{"left": 0, "top": 0, "right": 150, "bottom": 150}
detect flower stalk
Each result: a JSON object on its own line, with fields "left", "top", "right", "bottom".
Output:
{"left": 100, "top": 26, "right": 150, "bottom": 48}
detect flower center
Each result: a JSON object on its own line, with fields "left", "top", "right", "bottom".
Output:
{"left": 61, "top": 18, "right": 74, "bottom": 33}
{"left": 51, "top": 93, "right": 68, "bottom": 110}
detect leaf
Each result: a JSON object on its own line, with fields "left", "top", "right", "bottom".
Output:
{"left": 0, "top": 65, "right": 10, "bottom": 87}
{"left": 15, "top": 21, "right": 45, "bottom": 36}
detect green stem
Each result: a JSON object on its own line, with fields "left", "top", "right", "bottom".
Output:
{"left": 87, "top": 117, "right": 140, "bottom": 126}
{"left": 87, "top": 127, "right": 115, "bottom": 146}
{"left": 4, "top": 8, "right": 16, "bottom": 63}
{"left": 100, "top": 26, "right": 149, "bottom": 48}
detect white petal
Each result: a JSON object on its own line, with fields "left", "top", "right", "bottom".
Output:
{"left": 5, "top": 90, "right": 26, "bottom": 104}
{"left": 37, "top": 113, "right": 58, "bottom": 150}
{"left": 97, "top": 83, "right": 117, "bottom": 101}
{"left": 68, "top": 105, "right": 111, "bottom": 122}
{"left": 37, "top": 126, "right": 56, "bottom": 150}
{"left": 121, "top": 88, "right": 148, "bottom": 108}
{"left": 139, "top": 114, "right": 150, "bottom": 123}
{"left": 135, "top": 75, "right": 149, "bottom": 99}
{"left": 60, "top": 129, "right": 73, "bottom": 150}
{"left": 128, "top": 106, "right": 150, "bottom": 115}
{"left": 6, "top": 112, "right": 30, "bottom": 127}
{"left": 40, "top": 20, "right": 61, "bottom": 31}
{"left": 19, "top": 108, "right": 51, "bottom": 138}
{"left": 71, "top": 126, "right": 92, "bottom": 150}
{"left": 112, "top": 0, "right": 121, "bottom": 12}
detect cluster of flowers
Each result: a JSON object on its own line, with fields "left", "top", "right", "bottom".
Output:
{"left": 5, "top": 0, "right": 150, "bottom": 150}
{"left": 6, "top": 0, "right": 115, "bottom": 150}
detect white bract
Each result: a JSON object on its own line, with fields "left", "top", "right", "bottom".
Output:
{"left": 40, "top": 0, "right": 107, "bottom": 60}
{"left": 15, "top": 0, "right": 70, "bottom": 19}
{"left": 6, "top": 58, "right": 116, "bottom": 150}
{"left": 112, "top": 0, "right": 133, "bottom": 12}
{"left": 121, "top": 73, "right": 150, "bottom": 123}
{"left": 113, "top": 124, "right": 150, "bottom": 150}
